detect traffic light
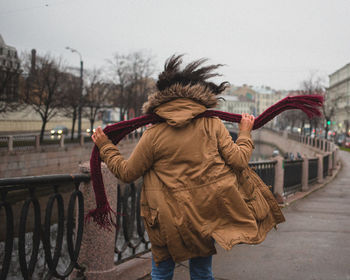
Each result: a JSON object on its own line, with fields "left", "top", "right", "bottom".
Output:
{"left": 327, "top": 120, "right": 331, "bottom": 125}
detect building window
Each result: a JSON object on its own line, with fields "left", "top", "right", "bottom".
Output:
{"left": 0, "top": 47, "right": 2, "bottom": 55}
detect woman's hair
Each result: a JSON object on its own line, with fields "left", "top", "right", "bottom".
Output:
{"left": 156, "top": 54, "right": 229, "bottom": 95}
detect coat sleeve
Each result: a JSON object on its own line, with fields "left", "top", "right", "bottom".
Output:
{"left": 98, "top": 129, "right": 154, "bottom": 183}
{"left": 216, "top": 119, "right": 254, "bottom": 170}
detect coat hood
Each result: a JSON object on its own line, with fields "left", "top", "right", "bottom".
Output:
{"left": 142, "top": 83, "right": 218, "bottom": 128}
{"left": 142, "top": 83, "right": 218, "bottom": 114}
{"left": 154, "top": 98, "right": 206, "bottom": 128}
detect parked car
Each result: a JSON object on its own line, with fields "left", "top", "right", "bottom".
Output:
{"left": 86, "top": 127, "right": 97, "bottom": 135}
{"left": 345, "top": 137, "right": 350, "bottom": 148}
{"left": 336, "top": 134, "right": 346, "bottom": 146}
{"left": 50, "top": 125, "right": 68, "bottom": 135}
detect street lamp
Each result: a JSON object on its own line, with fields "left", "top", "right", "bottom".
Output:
{"left": 65, "top": 46, "right": 83, "bottom": 138}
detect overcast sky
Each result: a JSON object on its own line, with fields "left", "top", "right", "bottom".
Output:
{"left": 1, "top": 0, "right": 350, "bottom": 90}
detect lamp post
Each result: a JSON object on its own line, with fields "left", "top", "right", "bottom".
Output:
{"left": 66, "top": 46, "right": 83, "bottom": 138}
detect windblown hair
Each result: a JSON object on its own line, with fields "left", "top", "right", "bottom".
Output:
{"left": 156, "top": 54, "right": 229, "bottom": 95}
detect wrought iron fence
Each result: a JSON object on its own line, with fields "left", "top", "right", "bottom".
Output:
{"left": 249, "top": 160, "right": 277, "bottom": 193}
{"left": 115, "top": 180, "right": 150, "bottom": 264}
{"left": 0, "top": 136, "right": 9, "bottom": 149}
{"left": 283, "top": 159, "right": 303, "bottom": 195}
{"left": 9, "top": 135, "right": 37, "bottom": 150}
{"left": 308, "top": 158, "right": 318, "bottom": 184}
{"left": 0, "top": 174, "right": 90, "bottom": 280}
{"left": 323, "top": 155, "right": 329, "bottom": 178}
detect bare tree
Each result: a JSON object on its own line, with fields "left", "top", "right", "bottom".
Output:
{"left": 83, "top": 68, "right": 110, "bottom": 134}
{"left": 23, "top": 51, "right": 65, "bottom": 142}
{"left": 299, "top": 73, "right": 323, "bottom": 136}
{"left": 108, "top": 51, "right": 155, "bottom": 120}
{"left": 300, "top": 72, "right": 345, "bottom": 139}
{"left": 107, "top": 54, "right": 130, "bottom": 121}
{"left": 127, "top": 52, "right": 155, "bottom": 117}
{"left": 60, "top": 72, "right": 81, "bottom": 140}
{"left": 0, "top": 61, "right": 21, "bottom": 113}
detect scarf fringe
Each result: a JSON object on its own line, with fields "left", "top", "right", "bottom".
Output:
{"left": 85, "top": 203, "right": 117, "bottom": 231}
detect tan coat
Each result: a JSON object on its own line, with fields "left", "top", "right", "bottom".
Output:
{"left": 98, "top": 84, "right": 285, "bottom": 264}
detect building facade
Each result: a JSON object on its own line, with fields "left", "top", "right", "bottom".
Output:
{"left": 328, "top": 63, "right": 350, "bottom": 135}
{"left": 0, "top": 34, "right": 21, "bottom": 103}
{"left": 253, "top": 86, "right": 285, "bottom": 115}
{"left": 218, "top": 94, "right": 255, "bottom": 115}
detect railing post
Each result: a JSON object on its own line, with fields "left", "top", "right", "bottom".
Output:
{"left": 334, "top": 147, "right": 339, "bottom": 167}
{"left": 8, "top": 136, "right": 13, "bottom": 152}
{"left": 317, "top": 154, "right": 323, "bottom": 183}
{"left": 80, "top": 134, "right": 85, "bottom": 146}
{"left": 59, "top": 135, "right": 65, "bottom": 148}
{"left": 71, "top": 162, "right": 118, "bottom": 279}
{"left": 35, "top": 135, "right": 40, "bottom": 150}
{"left": 301, "top": 156, "right": 309, "bottom": 191}
{"left": 273, "top": 155, "right": 284, "bottom": 203}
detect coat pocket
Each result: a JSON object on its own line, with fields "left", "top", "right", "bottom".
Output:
{"left": 245, "top": 188, "right": 270, "bottom": 221}
{"left": 141, "top": 205, "right": 158, "bottom": 227}
{"left": 140, "top": 205, "right": 166, "bottom": 246}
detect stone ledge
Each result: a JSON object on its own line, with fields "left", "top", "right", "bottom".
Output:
{"left": 114, "top": 252, "right": 152, "bottom": 280}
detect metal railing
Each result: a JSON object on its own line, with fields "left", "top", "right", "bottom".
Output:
{"left": 249, "top": 160, "right": 277, "bottom": 193}
{"left": 0, "top": 174, "right": 90, "bottom": 280}
{"left": 0, "top": 136, "right": 9, "bottom": 149}
{"left": 1, "top": 131, "right": 140, "bottom": 152}
{"left": 308, "top": 158, "right": 318, "bottom": 184}
{"left": 115, "top": 180, "right": 150, "bottom": 264}
{"left": 283, "top": 159, "right": 303, "bottom": 195}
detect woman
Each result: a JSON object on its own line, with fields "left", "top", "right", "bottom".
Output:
{"left": 92, "top": 55, "right": 282, "bottom": 280}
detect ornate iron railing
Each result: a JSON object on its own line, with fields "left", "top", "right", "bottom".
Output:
{"left": 0, "top": 174, "right": 90, "bottom": 280}
{"left": 0, "top": 134, "right": 95, "bottom": 152}
{"left": 115, "top": 180, "right": 150, "bottom": 264}
{"left": 308, "top": 158, "right": 318, "bottom": 184}
{"left": 283, "top": 159, "right": 303, "bottom": 195}
{"left": 249, "top": 160, "right": 277, "bottom": 193}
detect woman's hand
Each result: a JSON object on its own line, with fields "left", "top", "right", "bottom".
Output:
{"left": 91, "top": 126, "right": 110, "bottom": 148}
{"left": 239, "top": 113, "right": 255, "bottom": 132}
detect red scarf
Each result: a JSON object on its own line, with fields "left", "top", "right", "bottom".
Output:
{"left": 86, "top": 95, "right": 323, "bottom": 230}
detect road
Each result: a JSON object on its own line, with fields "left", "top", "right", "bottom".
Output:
{"left": 172, "top": 150, "right": 350, "bottom": 280}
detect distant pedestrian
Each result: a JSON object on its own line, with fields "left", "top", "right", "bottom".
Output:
{"left": 92, "top": 55, "right": 284, "bottom": 280}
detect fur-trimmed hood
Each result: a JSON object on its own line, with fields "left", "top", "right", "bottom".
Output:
{"left": 142, "top": 83, "right": 218, "bottom": 115}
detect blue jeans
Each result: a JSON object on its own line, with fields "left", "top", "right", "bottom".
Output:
{"left": 151, "top": 255, "right": 214, "bottom": 280}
